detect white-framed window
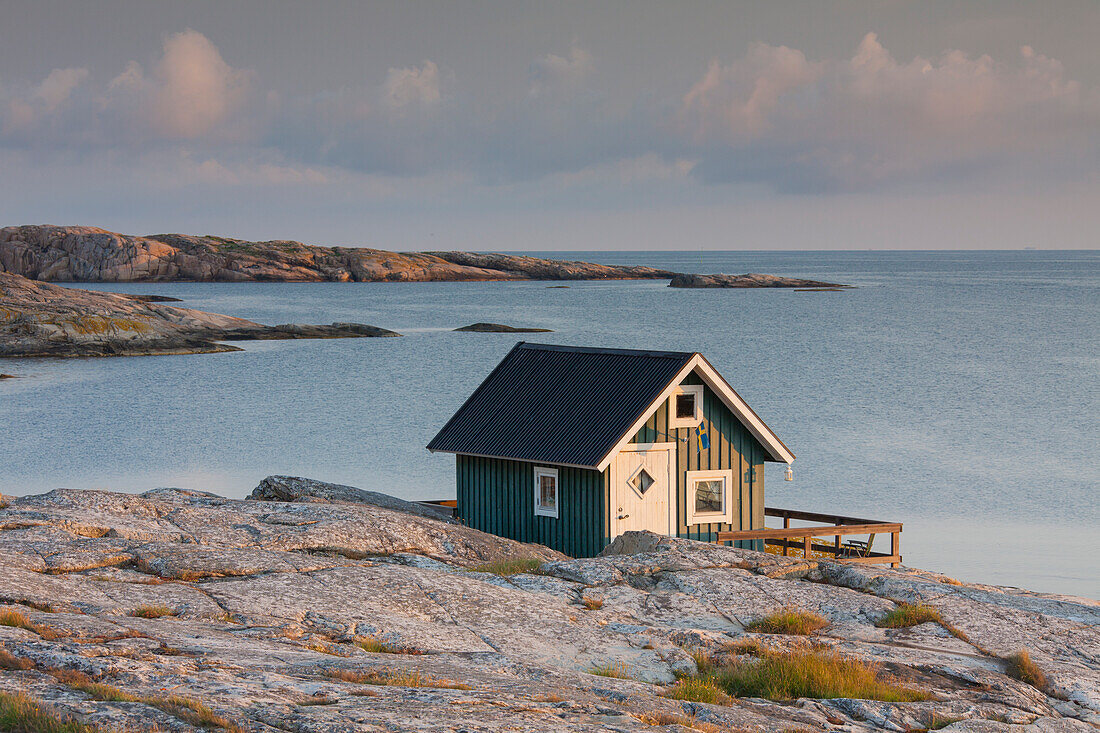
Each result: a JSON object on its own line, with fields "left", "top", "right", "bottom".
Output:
{"left": 533, "top": 466, "right": 559, "bottom": 518}
{"left": 668, "top": 384, "right": 704, "bottom": 428}
{"left": 685, "top": 469, "right": 734, "bottom": 525}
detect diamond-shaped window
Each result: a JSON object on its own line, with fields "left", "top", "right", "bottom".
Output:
{"left": 630, "top": 468, "right": 656, "bottom": 496}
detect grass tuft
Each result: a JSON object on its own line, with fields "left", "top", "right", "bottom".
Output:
{"left": 353, "top": 635, "right": 421, "bottom": 655}
{"left": 633, "top": 710, "right": 730, "bottom": 732}
{"left": 324, "top": 668, "right": 470, "bottom": 689}
{"left": 876, "top": 604, "right": 944, "bottom": 629}
{"left": 0, "top": 609, "right": 61, "bottom": 640}
{"left": 128, "top": 605, "right": 177, "bottom": 619}
{"left": 671, "top": 648, "right": 928, "bottom": 703}
{"left": 1004, "top": 649, "right": 1048, "bottom": 690}
{"left": 581, "top": 597, "right": 604, "bottom": 611}
{"left": 588, "top": 662, "right": 631, "bottom": 679}
{"left": 466, "top": 557, "right": 544, "bottom": 576}
{"left": 665, "top": 677, "right": 734, "bottom": 705}
{"left": 744, "top": 608, "right": 828, "bottom": 635}
{"left": 48, "top": 668, "right": 241, "bottom": 731}
{"left": 0, "top": 690, "right": 99, "bottom": 733}
{"left": 725, "top": 639, "right": 764, "bottom": 657}
{"left": 0, "top": 648, "right": 33, "bottom": 670}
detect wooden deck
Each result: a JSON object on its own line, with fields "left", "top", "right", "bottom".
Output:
{"left": 716, "top": 507, "right": 902, "bottom": 567}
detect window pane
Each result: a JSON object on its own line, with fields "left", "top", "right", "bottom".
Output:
{"left": 539, "top": 475, "right": 556, "bottom": 508}
{"left": 676, "top": 393, "right": 695, "bottom": 419}
{"left": 630, "top": 468, "right": 655, "bottom": 495}
{"left": 694, "top": 479, "right": 723, "bottom": 513}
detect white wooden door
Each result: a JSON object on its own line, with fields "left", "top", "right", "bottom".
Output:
{"left": 611, "top": 444, "right": 673, "bottom": 539}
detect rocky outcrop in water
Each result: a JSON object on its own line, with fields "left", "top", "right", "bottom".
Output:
{"left": 669, "top": 273, "right": 850, "bottom": 288}
{"left": 0, "top": 225, "right": 677, "bottom": 283}
{"left": 453, "top": 322, "right": 554, "bottom": 333}
{"left": 0, "top": 477, "right": 1095, "bottom": 732}
{"left": 0, "top": 272, "right": 399, "bottom": 357}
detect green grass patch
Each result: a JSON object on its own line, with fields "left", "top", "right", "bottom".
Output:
{"left": 0, "top": 690, "right": 99, "bottom": 733}
{"left": 128, "top": 605, "right": 178, "bottom": 619}
{"left": 672, "top": 649, "right": 928, "bottom": 703}
{"left": 876, "top": 604, "right": 944, "bottom": 629}
{"left": 665, "top": 677, "right": 733, "bottom": 705}
{"left": 466, "top": 557, "right": 544, "bottom": 576}
{"left": 744, "top": 608, "right": 828, "bottom": 635}
{"left": 1004, "top": 649, "right": 1048, "bottom": 690}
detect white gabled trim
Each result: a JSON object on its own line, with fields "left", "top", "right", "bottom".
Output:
{"left": 594, "top": 354, "right": 794, "bottom": 472}
{"left": 533, "top": 466, "right": 559, "bottom": 519}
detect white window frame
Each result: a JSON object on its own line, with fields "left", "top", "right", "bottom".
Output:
{"left": 668, "top": 384, "right": 704, "bottom": 429}
{"left": 533, "top": 466, "right": 559, "bottom": 519}
{"left": 685, "top": 469, "right": 734, "bottom": 525}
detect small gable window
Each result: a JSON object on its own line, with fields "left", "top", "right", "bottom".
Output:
{"left": 669, "top": 384, "right": 704, "bottom": 428}
{"left": 534, "top": 466, "right": 559, "bottom": 518}
{"left": 685, "top": 469, "right": 734, "bottom": 525}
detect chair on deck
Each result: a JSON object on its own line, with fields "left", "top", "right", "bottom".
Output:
{"left": 841, "top": 533, "right": 876, "bottom": 558}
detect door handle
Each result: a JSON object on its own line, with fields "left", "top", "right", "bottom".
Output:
{"left": 617, "top": 514, "right": 630, "bottom": 520}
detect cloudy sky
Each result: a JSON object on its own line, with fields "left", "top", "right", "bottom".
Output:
{"left": 1, "top": 1, "right": 1097, "bottom": 250}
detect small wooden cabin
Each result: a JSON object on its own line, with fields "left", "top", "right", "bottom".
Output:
{"left": 427, "top": 343, "right": 794, "bottom": 557}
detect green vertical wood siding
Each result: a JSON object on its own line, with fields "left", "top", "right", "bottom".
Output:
{"left": 456, "top": 455, "right": 609, "bottom": 557}
{"left": 629, "top": 372, "right": 766, "bottom": 548}
{"left": 454, "top": 369, "right": 769, "bottom": 556}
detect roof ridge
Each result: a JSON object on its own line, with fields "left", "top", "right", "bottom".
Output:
{"left": 516, "top": 342, "right": 695, "bottom": 359}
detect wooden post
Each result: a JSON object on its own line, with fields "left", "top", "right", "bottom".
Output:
{"left": 891, "top": 531, "right": 900, "bottom": 568}
{"left": 782, "top": 513, "right": 790, "bottom": 555}
{"left": 803, "top": 535, "right": 811, "bottom": 559}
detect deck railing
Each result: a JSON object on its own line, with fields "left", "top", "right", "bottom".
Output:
{"left": 716, "top": 507, "right": 902, "bottom": 567}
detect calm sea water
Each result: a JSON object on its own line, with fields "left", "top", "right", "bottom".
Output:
{"left": 3, "top": 251, "right": 1097, "bottom": 598}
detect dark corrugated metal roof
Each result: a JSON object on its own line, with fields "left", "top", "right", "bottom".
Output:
{"left": 427, "top": 343, "right": 694, "bottom": 468}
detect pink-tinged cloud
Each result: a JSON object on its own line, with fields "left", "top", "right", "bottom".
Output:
{"left": 679, "top": 33, "right": 1097, "bottom": 189}
{"left": 108, "top": 29, "right": 253, "bottom": 139}
{"left": 680, "top": 44, "right": 821, "bottom": 141}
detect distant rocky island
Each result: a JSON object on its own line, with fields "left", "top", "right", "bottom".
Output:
{"left": 669, "top": 272, "right": 850, "bottom": 289}
{"left": 0, "top": 272, "right": 398, "bottom": 357}
{"left": 0, "top": 225, "right": 676, "bottom": 283}
{"left": 0, "top": 477, "right": 1094, "bottom": 732}
{"left": 0, "top": 225, "right": 847, "bottom": 288}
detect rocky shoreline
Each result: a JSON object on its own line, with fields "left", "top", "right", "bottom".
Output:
{"left": 0, "top": 272, "right": 399, "bottom": 358}
{"left": 0, "top": 477, "right": 1095, "bottom": 732}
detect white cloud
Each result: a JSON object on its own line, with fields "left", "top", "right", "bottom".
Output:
{"left": 143, "top": 29, "right": 253, "bottom": 138}
{"left": 1, "top": 66, "right": 88, "bottom": 134}
{"left": 680, "top": 44, "right": 820, "bottom": 141}
{"left": 529, "top": 46, "right": 594, "bottom": 97}
{"left": 679, "top": 33, "right": 1098, "bottom": 189}
{"left": 35, "top": 68, "right": 89, "bottom": 111}
{"left": 383, "top": 60, "right": 443, "bottom": 110}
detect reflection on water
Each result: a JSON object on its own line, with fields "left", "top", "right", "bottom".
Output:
{"left": 3, "top": 250, "right": 1098, "bottom": 597}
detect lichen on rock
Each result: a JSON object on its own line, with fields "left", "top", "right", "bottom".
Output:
{"left": 0, "top": 478, "right": 1095, "bottom": 731}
